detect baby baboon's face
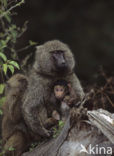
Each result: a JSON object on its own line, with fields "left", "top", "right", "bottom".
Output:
{"left": 54, "top": 85, "right": 65, "bottom": 100}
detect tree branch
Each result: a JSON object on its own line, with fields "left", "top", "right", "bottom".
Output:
{"left": 0, "top": 0, "right": 25, "bottom": 19}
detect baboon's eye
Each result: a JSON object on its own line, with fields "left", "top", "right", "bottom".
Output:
{"left": 60, "top": 89, "right": 64, "bottom": 92}
{"left": 50, "top": 50, "right": 64, "bottom": 54}
{"left": 52, "top": 51, "right": 65, "bottom": 64}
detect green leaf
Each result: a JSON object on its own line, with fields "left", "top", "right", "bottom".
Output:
{"left": 9, "top": 61, "right": 20, "bottom": 70}
{"left": 0, "top": 52, "right": 7, "bottom": 62}
{"left": 3, "top": 64, "right": 8, "bottom": 75}
{"left": 58, "top": 120, "right": 64, "bottom": 127}
{"left": 6, "top": 36, "right": 11, "bottom": 43}
{"left": 12, "top": 30, "right": 17, "bottom": 41}
{"left": 0, "top": 96, "right": 6, "bottom": 107}
{"left": 8, "top": 147, "right": 15, "bottom": 151}
{"left": 8, "top": 65, "right": 14, "bottom": 74}
{"left": 0, "top": 40, "right": 6, "bottom": 47}
{"left": 29, "top": 40, "right": 37, "bottom": 46}
{"left": 0, "top": 84, "right": 5, "bottom": 94}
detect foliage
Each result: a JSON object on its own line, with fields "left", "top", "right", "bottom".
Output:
{"left": 0, "top": 0, "right": 27, "bottom": 154}
{"left": 0, "top": 1, "right": 37, "bottom": 155}
{"left": 0, "top": 1, "right": 37, "bottom": 154}
{"left": 0, "top": 146, "right": 15, "bottom": 156}
{"left": 8, "top": 146, "right": 15, "bottom": 151}
{"left": 0, "top": 0, "right": 25, "bottom": 118}
{"left": 0, "top": 0, "right": 25, "bottom": 77}
{"left": 0, "top": 0, "right": 37, "bottom": 114}
{"left": 53, "top": 120, "right": 64, "bottom": 138}
{"left": 29, "top": 142, "right": 39, "bottom": 152}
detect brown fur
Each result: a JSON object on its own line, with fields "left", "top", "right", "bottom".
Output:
{"left": 2, "top": 74, "right": 29, "bottom": 156}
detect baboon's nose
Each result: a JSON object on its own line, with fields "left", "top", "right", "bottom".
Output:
{"left": 61, "top": 62, "right": 67, "bottom": 68}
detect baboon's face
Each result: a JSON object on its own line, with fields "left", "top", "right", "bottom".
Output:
{"left": 6, "top": 75, "right": 27, "bottom": 95}
{"left": 51, "top": 50, "right": 68, "bottom": 72}
{"left": 34, "top": 40, "right": 75, "bottom": 76}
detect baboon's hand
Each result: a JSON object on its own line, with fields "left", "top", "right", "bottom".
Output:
{"left": 52, "top": 110, "right": 60, "bottom": 121}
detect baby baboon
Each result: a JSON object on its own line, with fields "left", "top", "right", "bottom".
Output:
{"left": 51, "top": 80, "right": 77, "bottom": 121}
{"left": 2, "top": 74, "right": 28, "bottom": 156}
{"left": 2, "top": 40, "right": 84, "bottom": 156}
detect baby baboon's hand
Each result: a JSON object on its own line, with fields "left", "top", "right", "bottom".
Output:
{"left": 52, "top": 110, "right": 60, "bottom": 121}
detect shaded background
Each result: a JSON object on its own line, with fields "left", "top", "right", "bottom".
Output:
{"left": 14, "top": 0, "right": 114, "bottom": 82}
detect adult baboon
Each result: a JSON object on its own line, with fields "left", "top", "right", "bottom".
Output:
{"left": 22, "top": 40, "right": 84, "bottom": 136}
{"left": 2, "top": 74, "right": 28, "bottom": 156}
{"left": 2, "top": 40, "right": 84, "bottom": 156}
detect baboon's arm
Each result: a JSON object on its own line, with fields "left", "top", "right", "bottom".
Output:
{"left": 22, "top": 86, "right": 51, "bottom": 137}
{"left": 66, "top": 73, "right": 85, "bottom": 100}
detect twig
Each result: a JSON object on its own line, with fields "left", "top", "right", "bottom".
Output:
{"left": 17, "top": 45, "right": 33, "bottom": 53}
{"left": 21, "top": 53, "right": 33, "bottom": 68}
{"left": 103, "top": 93, "right": 114, "bottom": 107}
{"left": 17, "top": 21, "right": 28, "bottom": 38}
{"left": 75, "top": 90, "right": 93, "bottom": 107}
{"left": 0, "top": 0, "right": 25, "bottom": 19}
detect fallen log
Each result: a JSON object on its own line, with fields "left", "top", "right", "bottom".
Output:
{"left": 22, "top": 107, "right": 114, "bottom": 156}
